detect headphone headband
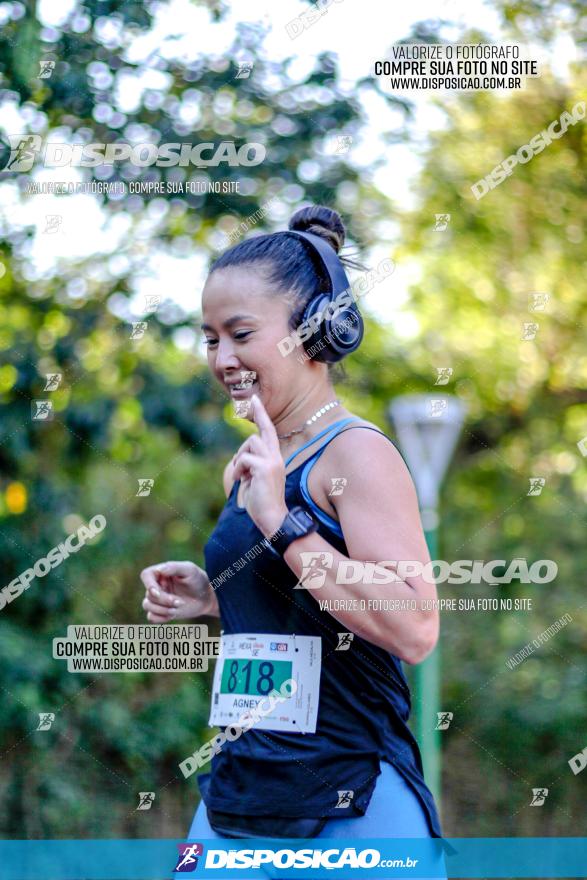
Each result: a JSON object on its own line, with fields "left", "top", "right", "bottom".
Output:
{"left": 281, "top": 229, "right": 350, "bottom": 298}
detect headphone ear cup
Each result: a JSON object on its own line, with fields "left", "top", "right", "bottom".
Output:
{"left": 300, "top": 293, "right": 330, "bottom": 362}
{"left": 324, "top": 302, "right": 364, "bottom": 362}
{"left": 300, "top": 293, "right": 364, "bottom": 364}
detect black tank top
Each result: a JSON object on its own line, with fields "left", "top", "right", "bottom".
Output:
{"left": 198, "top": 417, "right": 443, "bottom": 837}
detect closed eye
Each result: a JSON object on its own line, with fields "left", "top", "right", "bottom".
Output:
{"left": 203, "top": 331, "right": 254, "bottom": 348}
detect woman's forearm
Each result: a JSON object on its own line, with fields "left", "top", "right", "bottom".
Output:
{"left": 201, "top": 577, "right": 221, "bottom": 618}
{"left": 205, "top": 591, "right": 221, "bottom": 618}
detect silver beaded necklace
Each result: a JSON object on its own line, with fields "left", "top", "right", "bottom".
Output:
{"left": 277, "top": 399, "right": 341, "bottom": 440}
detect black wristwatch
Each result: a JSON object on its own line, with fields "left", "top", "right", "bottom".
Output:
{"left": 263, "top": 506, "right": 318, "bottom": 558}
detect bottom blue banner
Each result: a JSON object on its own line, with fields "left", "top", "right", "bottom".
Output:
{"left": 0, "top": 837, "right": 585, "bottom": 879}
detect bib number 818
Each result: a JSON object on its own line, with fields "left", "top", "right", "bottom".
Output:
{"left": 227, "top": 659, "right": 274, "bottom": 695}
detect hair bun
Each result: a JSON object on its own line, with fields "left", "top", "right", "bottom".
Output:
{"left": 288, "top": 204, "right": 345, "bottom": 254}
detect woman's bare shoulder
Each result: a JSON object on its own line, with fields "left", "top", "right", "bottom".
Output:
{"left": 308, "top": 416, "right": 402, "bottom": 520}
{"left": 336, "top": 413, "right": 388, "bottom": 436}
{"left": 324, "top": 414, "right": 403, "bottom": 466}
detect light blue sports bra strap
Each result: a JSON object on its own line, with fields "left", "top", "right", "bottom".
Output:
{"left": 299, "top": 423, "right": 408, "bottom": 538}
{"left": 284, "top": 417, "right": 361, "bottom": 467}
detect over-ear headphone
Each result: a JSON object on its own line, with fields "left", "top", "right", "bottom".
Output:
{"left": 281, "top": 229, "right": 364, "bottom": 364}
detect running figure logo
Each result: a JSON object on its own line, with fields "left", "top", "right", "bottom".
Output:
{"left": 428, "top": 398, "right": 447, "bottom": 418}
{"left": 3, "top": 135, "right": 41, "bottom": 172}
{"left": 234, "top": 399, "right": 252, "bottom": 418}
{"left": 130, "top": 322, "right": 148, "bottom": 339}
{"left": 521, "top": 322, "right": 539, "bottom": 340}
{"left": 334, "top": 135, "right": 353, "bottom": 154}
{"left": 528, "top": 292, "right": 549, "bottom": 312}
{"left": 136, "top": 791, "right": 155, "bottom": 810}
{"left": 295, "top": 552, "right": 332, "bottom": 589}
{"left": 434, "top": 213, "right": 451, "bottom": 231}
{"left": 235, "top": 62, "right": 253, "bottom": 79}
{"left": 38, "top": 59, "right": 56, "bottom": 79}
{"left": 174, "top": 843, "right": 204, "bottom": 872}
{"left": 37, "top": 713, "right": 55, "bottom": 730}
{"left": 43, "top": 214, "right": 62, "bottom": 234}
{"left": 434, "top": 367, "right": 453, "bottom": 386}
{"left": 530, "top": 788, "right": 548, "bottom": 806}
{"left": 32, "top": 400, "right": 54, "bottom": 421}
{"left": 144, "top": 294, "right": 161, "bottom": 313}
{"left": 435, "top": 711, "right": 453, "bottom": 730}
{"left": 336, "top": 632, "right": 354, "bottom": 651}
{"left": 335, "top": 790, "right": 354, "bottom": 808}
{"left": 44, "top": 373, "right": 62, "bottom": 391}
{"left": 328, "top": 477, "right": 347, "bottom": 496}
{"left": 527, "top": 477, "right": 545, "bottom": 496}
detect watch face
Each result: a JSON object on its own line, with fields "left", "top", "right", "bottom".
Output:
{"left": 292, "top": 508, "right": 315, "bottom": 531}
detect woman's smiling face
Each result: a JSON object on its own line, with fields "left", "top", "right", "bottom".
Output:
{"left": 201, "top": 265, "right": 301, "bottom": 419}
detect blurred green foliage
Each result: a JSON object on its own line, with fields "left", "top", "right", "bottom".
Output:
{"left": 0, "top": 0, "right": 585, "bottom": 840}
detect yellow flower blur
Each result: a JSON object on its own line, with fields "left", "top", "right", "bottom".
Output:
{"left": 6, "top": 482, "right": 27, "bottom": 514}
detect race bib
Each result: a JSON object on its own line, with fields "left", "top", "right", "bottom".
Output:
{"left": 209, "top": 633, "right": 321, "bottom": 733}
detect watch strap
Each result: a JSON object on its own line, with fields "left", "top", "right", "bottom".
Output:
{"left": 264, "top": 506, "right": 318, "bottom": 558}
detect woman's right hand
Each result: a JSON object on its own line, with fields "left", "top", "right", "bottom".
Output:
{"left": 140, "top": 560, "right": 219, "bottom": 622}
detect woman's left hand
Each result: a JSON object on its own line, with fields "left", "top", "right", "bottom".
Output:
{"left": 232, "top": 394, "right": 289, "bottom": 538}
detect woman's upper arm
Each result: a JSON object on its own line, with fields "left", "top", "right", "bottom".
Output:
{"left": 327, "top": 429, "right": 436, "bottom": 595}
{"left": 222, "top": 456, "right": 236, "bottom": 499}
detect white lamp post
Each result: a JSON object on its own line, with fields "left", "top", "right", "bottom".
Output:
{"left": 388, "top": 393, "right": 466, "bottom": 811}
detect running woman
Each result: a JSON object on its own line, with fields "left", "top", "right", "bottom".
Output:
{"left": 140, "top": 205, "right": 445, "bottom": 851}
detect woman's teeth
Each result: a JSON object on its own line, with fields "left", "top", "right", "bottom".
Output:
{"left": 230, "top": 381, "right": 257, "bottom": 394}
